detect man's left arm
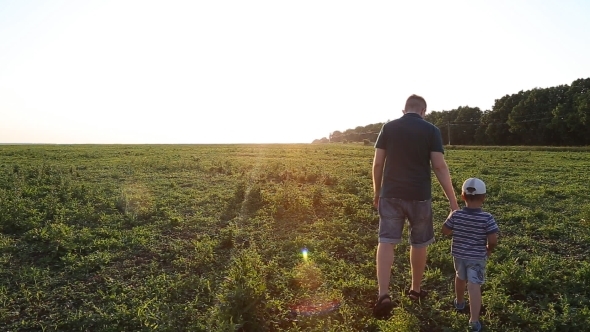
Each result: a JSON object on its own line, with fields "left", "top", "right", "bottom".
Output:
{"left": 372, "top": 148, "right": 386, "bottom": 209}
{"left": 431, "top": 152, "right": 459, "bottom": 211}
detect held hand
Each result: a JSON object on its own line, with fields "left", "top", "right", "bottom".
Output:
{"left": 450, "top": 201, "right": 460, "bottom": 211}
{"left": 373, "top": 195, "right": 379, "bottom": 210}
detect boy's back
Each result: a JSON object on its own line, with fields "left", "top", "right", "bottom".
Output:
{"left": 442, "top": 177, "right": 498, "bottom": 332}
{"left": 444, "top": 208, "right": 498, "bottom": 260}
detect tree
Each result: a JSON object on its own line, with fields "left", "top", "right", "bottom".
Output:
{"left": 508, "top": 86, "right": 567, "bottom": 145}
{"left": 452, "top": 106, "right": 482, "bottom": 145}
{"left": 484, "top": 91, "right": 529, "bottom": 145}
{"left": 425, "top": 108, "right": 481, "bottom": 145}
{"left": 474, "top": 110, "right": 493, "bottom": 145}
{"left": 329, "top": 131, "right": 343, "bottom": 142}
{"left": 549, "top": 78, "right": 590, "bottom": 145}
{"left": 315, "top": 77, "right": 590, "bottom": 146}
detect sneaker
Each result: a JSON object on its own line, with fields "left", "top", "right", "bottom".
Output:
{"left": 454, "top": 298, "right": 465, "bottom": 310}
{"left": 469, "top": 320, "right": 482, "bottom": 332}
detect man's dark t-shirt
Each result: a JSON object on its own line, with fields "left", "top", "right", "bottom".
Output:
{"left": 375, "top": 113, "right": 444, "bottom": 200}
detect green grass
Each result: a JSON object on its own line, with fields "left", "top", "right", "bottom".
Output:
{"left": 1, "top": 144, "right": 589, "bottom": 331}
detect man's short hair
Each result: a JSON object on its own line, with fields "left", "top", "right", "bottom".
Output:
{"left": 405, "top": 94, "right": 427, "bottom": 113}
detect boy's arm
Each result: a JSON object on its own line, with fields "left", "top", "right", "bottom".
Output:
{"left": 442, "top": 211, "right": 454, "bottom": 236}
{"left": 486, "top": 232, "right": 498, "bottom": 256}
{"left": 486, "top": 216, "right": 500, "bottom": 256}
{"left": 442, "top": 224, "right": 453, "bottom": 236}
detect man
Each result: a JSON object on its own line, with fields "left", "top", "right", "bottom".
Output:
{"left": 372, "top": 94, "right": 459, "bottom": 318}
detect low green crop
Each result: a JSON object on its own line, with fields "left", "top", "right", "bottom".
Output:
{"left": 0, "top": 144, "right": 589, "bottom": 331}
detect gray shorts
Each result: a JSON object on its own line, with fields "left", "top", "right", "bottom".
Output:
{"left": 454, "top": 257, "right": 487, "bottom": 285}
{"left": 378, "top": 197, "right": 434, "bottom": 248}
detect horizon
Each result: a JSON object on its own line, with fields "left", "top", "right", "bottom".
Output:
{"left": 2, "top": 0, "right": 590, "bottom": 144}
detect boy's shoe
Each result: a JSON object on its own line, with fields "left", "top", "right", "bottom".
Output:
{"left": 469, "top": 320, "right": 482, "bottom": 332}
{"left": 454, "top": 298, "right": 465, "bottom": 310}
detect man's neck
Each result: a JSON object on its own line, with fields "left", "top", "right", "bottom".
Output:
{"left": 404, "top": 111, "right": 424, "bottom": 118}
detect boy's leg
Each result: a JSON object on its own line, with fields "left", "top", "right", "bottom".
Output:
{"left": 467, "top": 283, "right": 482, "bottom": 323}
{"left": 455, "top": 276, "right": 467, "bottom": 304}
{"left": 453, "top": 257, "right": 467, "bottom": 308}
{"left": 377, "top": 243, "right": 396, "bottom": 297}
{"left": 465, "top": 260, "right": 486, "bottom": 324}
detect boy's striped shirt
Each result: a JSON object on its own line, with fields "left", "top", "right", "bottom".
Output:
{"left": 444, "top": 207, "right": 499, "bottom": 260}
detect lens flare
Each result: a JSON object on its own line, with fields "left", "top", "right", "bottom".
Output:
{"left": 290, "top": 258, "right": 341, "bottom": 318}
{"left": 290, "top": 298, "right": 341, "bottom": 317}
{"left": 302, "top": 248, "right": 308, "bottom": 261}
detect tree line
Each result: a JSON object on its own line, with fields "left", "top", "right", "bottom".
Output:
{"left": 314, "top": 78, "right": 590, "bottom": 146}
{"left": 312, "top": 123, "right": 383, "bottom": 144}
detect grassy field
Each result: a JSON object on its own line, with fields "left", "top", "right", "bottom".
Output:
{"left": 1, "top": 144, "right": 589, "bottom": 331}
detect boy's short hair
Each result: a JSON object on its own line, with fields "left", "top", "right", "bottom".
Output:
{"left": 463, "top": 193, "right": 486, "bottom": 203}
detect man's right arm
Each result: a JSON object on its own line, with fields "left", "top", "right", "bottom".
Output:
{"left": 430, "top": 151, "right": 459, "bottom": 211}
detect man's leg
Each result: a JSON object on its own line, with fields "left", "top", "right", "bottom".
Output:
{"left": 376, "top": 198, "right": 404, "bottom": 298}
{"left": 377, "top": 242, "right": 396, "bottom": 296}
{"left": 410, "top": 245, "right": 427, "bottom": 292}
{"left": 407, "top": 199, "right": 434, "bottom": 294}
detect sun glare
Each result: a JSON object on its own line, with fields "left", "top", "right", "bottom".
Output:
{"left": 1, "top": 1, "right": 590, "bottom": 143}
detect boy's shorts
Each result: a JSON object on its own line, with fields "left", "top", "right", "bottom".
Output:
{"left": 378, "top": 197, "right": 434, "bottom": 248}
{"left": 453, "top": 257, "right": 487, "bottom": 285}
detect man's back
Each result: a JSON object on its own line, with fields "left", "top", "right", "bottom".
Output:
{"left": 375, "top": 113, "right": 443, "bottom": 200}
{"left": 372, "top": 94, "right": 459, "bottom": 318}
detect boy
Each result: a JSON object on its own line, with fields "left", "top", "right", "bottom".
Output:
{"left": 442, "top": 178, "right": 499, "bottom": 332}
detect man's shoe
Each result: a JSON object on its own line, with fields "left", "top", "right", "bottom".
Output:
{"left": 406, "top": 289, "right": 428, "bottom": 301}
{"left": 373, "top": 294, "right": 394, "bottom": 319}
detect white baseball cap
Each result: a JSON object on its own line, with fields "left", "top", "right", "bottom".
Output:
{"left": 462, "top": 178, "right": 486, "bottom": 195}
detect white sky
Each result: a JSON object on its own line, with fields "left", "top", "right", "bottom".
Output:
{"left": 1, "top": 0, "right": 589, "bottom": 144}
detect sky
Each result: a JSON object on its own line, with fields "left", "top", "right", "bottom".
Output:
{"left": 1, "top": 0, "right": 590, "bottom": 144}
